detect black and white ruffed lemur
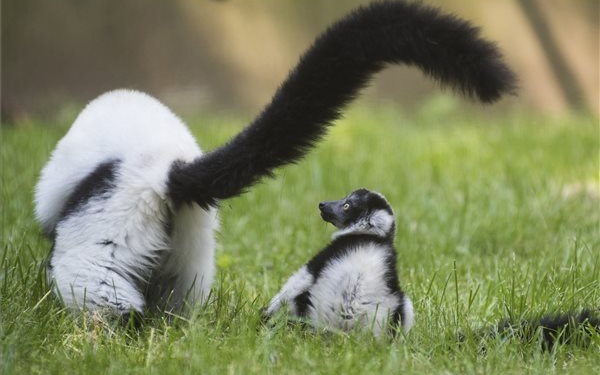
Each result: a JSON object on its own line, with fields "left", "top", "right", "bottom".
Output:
{"left": 35, "top": 1, "right": 518, "bottom": 319}
{"left": 265, "top": 189, "right": 413, "bottom": 338}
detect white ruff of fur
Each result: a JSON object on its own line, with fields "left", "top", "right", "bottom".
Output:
{"left": 332, "top": 209, "right": 395, "bottom": 239}
{"left": 35, "top": 90, "right": 218, "bottom": 314}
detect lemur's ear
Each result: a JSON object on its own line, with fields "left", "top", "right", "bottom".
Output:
{"left": 369, "top": 210, "right": 394, "bottom": 233}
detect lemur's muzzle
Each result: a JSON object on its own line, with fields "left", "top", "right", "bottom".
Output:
{"left": 319, "top": 200, "right": 342, "bottom": 226}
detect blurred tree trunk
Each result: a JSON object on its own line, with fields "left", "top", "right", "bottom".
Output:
{"left": 516, "top": 0, "right": 589, "bottom": 113}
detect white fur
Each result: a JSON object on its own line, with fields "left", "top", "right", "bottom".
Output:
{"left": 266, "top": 265, "right": 314, "bottom": 316}
{"left": 36, "top": 90, "right": 218, "bottom": 314}
{"left": 400, "top": 294, "right": 414, "bottom": 333}
{"left": 332, "top": 209, "right": 395, "bottom": 239}
{"left": 308, "top": 244, "right": 407, "bottom": 336}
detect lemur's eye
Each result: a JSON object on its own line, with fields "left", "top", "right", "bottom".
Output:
{"left": 342, "top": 203, "right": 350, "bottom": 211}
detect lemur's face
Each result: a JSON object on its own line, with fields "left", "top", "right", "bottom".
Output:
{"left": 319, "top": 188, "right": 392, "bottom": 229}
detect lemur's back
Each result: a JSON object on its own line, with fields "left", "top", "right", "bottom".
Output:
{"left": 35, "top": 90, "right": 202, "bottom": 233}
{"left": 307, "top": 239, "right": 411, "bottom": 336}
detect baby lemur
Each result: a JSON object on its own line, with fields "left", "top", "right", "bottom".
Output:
{"left": 265, "top": 189, "right": 413, "bottom": 337}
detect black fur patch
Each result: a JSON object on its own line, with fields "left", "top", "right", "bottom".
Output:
{"left": 390, "top": 302, "right": 406, "bottom": 335}
{"left": 59, "top": 159, "right": 120, "bottom": 222}
{"left": 144, "top": 270, "right": 178, "bottom": 311}
{"left": 97, "top": 239, "right": 116, "bottom": 247}
{"left": 294, "top": 291, "right": 313, "bottom": 317}
{"left": 119, "top": 310, "right": 144, "bottom": 329}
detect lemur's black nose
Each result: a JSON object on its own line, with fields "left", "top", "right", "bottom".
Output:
{"left": 318, "top": 202, "right": 325, "bottom": 210}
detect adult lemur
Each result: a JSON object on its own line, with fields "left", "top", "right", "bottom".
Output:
{"left": 35, "top": 1, "right": 517, "bottom": 318}
{"left": 265, "top": 189, "right": 412, "bottom": 337}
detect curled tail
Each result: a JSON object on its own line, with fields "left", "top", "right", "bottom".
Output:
{"left": 168, "top": 1, "right": 518, "bottom": 208}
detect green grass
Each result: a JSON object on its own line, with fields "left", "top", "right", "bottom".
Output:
{"left": 1, "top": 102, "right": 599, "bottom": 374}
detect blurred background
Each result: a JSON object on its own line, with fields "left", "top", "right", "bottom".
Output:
{"left": 1, "top": 0, "right": 598, "bottom": 124}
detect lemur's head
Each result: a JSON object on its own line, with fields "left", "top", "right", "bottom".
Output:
{"left": 319, "top": 188, "right": 395, "bottom": 239}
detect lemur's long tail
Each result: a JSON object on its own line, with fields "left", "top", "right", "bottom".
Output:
{"left": 168, "top": 1, "right": 518, "bottom": 208}
{"left": 498, "top": 310, "right": 600, "bottom": 349}
{"left": 487, "top": 309, "right": 600, "bottom": 349}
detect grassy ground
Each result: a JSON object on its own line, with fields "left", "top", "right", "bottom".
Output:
{"left": 1, "top": 102, "right": 599, "bottom": 374}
